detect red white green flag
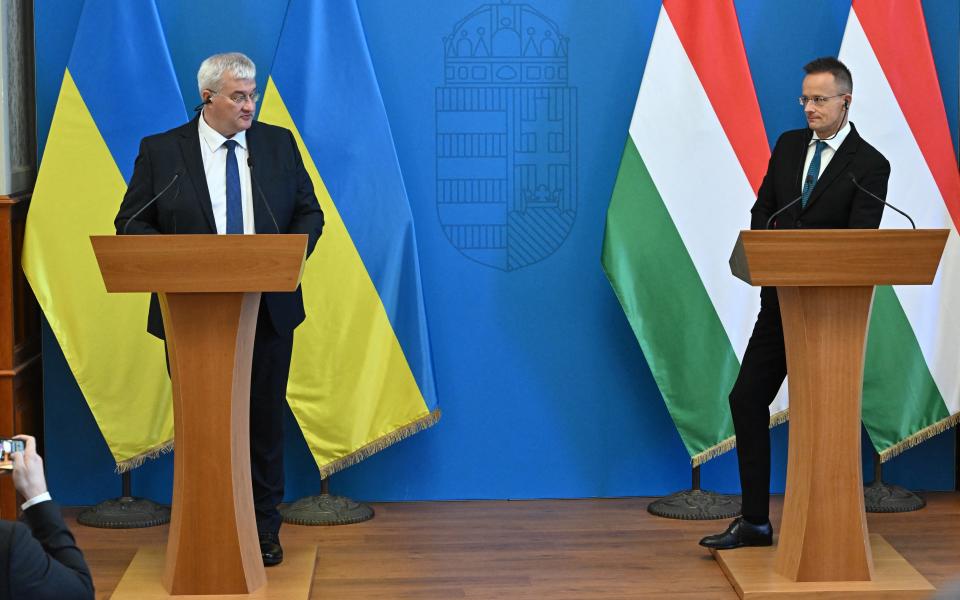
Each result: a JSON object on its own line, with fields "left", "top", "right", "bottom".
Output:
{"left": 602, "top": 1, "right": 778, "bottom": 465}
{"left": 842, "top": 0, "right": 960, "bottom": 460}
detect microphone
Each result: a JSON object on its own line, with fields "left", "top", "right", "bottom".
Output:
{"left": 122, "top": 169, "right": 183, "bottom": 234}
{"left": 848, "top": 173, "right": 915, "bottom": 229}
{"left": 193, "top": 97, "right": 212, "bottom": 112}
{"left": 247, "top": 157, "right": 280, "bottom": 234}
{"left": 765, "top": 193, "right": 805, "bottom": 229}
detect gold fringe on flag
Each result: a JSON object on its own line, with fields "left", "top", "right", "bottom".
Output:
{"left": 690, "top": 408, "right": 790, "bottom": 468}
{"left": 115, "top": 439, "right": 174, "bottom": 474}
{"left": 316, "top": 409, "right": 441, "bottom": 479}
{"left": 877, "top": 411, "right": 960, "bottom": 463}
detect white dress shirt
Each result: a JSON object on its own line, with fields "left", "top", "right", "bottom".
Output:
{"left": 22, "top": 491, "right": 52, "bottom": 510}
{"left": 800, "top": 121, "right": 851, "bottom": 194}
{"left": 198, "top": 112, "right": 255, "bottom": 234}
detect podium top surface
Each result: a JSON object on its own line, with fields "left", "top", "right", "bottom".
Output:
{"left": 91, "top": 234, "right": 308, "bottom": 293}
{"left": 729, "top": 229, "right": 949, "bottom": 287}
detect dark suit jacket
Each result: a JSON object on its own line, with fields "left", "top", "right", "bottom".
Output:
{"left": 0, "top": 501, "right": 93, "bottom": 600}
{"left": 115, "top": 116, "right": 325, "bottom": 338}
{"left": 749, "top": 122, "right": 890, "bottom": 303}
{"left": 750, "top": 122, "right": 890, "bottom": 231}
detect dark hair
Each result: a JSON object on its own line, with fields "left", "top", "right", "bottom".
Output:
{"left": 803, "top": 57, "right": 852, "bottom": 93}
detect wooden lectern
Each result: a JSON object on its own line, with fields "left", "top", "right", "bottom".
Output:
{"left": 713, "top": 229, "right": 947, "bottom": 599}
{"left": 91, "top": 234, "right": 316, "bottom": 599}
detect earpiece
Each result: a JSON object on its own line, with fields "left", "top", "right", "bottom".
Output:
{"left": 193, "top": 96, "right": 213, "bottom": 112}
{"left": 843, "top": 100, "right": 849, "bottom": 109}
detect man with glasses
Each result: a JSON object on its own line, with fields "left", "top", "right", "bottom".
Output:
{"left": 115, "top": 52, "right": 324, "bottom": 566}
{"left": 699, "top": 57, "right": 890, "bottom": 550}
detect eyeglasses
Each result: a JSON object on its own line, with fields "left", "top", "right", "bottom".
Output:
{"left": 798, "top": 94, "right": 845, "bottom": 107}
{"left": 210, "top": 90, "right": 261, "bottom": 105}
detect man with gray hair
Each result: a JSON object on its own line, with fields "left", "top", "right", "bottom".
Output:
{"left": 115, "top": 52, "right": 325, "bottom": 566}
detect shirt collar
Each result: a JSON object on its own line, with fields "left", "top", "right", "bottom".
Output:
{"left": 811, "top": 120, "right": 851, "bottom": 152}
{"left": 198, "top": 111, "right": 248, "bottom": 152}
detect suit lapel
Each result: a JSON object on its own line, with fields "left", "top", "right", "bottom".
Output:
{"left": 177, "top": 117, "right": 217, "bottom": 232}
{"left": 245, "top": 123, "right": 274, "bottom": 234}
{"left": 792, "top": 129, "right": 813, "bottom": 194}
{"left": 803, "top": 124, "right": 860, "bottom": 212}
{"left": 782, "top": 130, "right": 811, "bottom": 222}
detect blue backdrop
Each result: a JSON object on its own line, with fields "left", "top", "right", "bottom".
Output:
{"left": 35, "top": 0, "right": 959, "bottom": 505}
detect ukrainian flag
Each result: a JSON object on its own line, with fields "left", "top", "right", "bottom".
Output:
{"left": 22, "top": 0, "right": 183, "bottom": 468}
{"left": 25, "top": 0, "right": 439, "bottom": 477}
{"left": 262, "top": 0, "right": 440, "bottom": 476}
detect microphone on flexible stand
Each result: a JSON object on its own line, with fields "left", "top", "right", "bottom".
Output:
{"left": 765, "top": 192, "right": 805, "bottom": 230}
{"left": 121, "top": 169, "right": 183, "bottom": 234}
{"left": 848, "top": 173, "right": 915, "bottom": 229}
{"left": 247, "top": 157, "right": 280, "bottom": 234}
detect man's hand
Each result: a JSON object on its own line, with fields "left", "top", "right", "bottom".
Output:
{"left": 10, "top": 435, "right": 48, "bottom": 500}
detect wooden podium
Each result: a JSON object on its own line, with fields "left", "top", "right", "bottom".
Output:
{"left": 713, "top": 229, "right": 947, "bottom": 599}
{"left": 91, "top": 234, "right": 316, "bottom": 599}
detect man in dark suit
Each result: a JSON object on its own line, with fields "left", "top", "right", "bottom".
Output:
{"left": 0, "top": 435, "right": 94, "bottom": 600}
{"left": 115, "top": 53, "right": 324, "bottom": 565}
{"left": 700, "top": 57, "right": 890, "bottom": 550}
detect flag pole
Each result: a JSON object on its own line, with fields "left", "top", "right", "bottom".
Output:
{"left": 280, "top": 474, "right": 374, "bottom": 526}
{"left": 864, "top": 450, "right": 925, "bottom": 513}
{"left": 77, "top": 470, "right": 170, "bottom": 528}
{"left": 646, "top": 465, "right": 741, "bottom": 520}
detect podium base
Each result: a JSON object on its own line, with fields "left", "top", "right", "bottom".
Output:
{"left": 111, "top": 545, "right": 317, "bottom": 599}
{"left": 711, "top": 534, "right": 934, "bottom": 599}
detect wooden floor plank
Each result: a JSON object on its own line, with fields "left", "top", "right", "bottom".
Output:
{"left": 62, "top": 493, "right": 960, "bottom": 599}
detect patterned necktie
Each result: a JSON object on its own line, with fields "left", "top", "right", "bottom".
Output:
{"left": 800, "top": 141, "right": 825, "bottom": 210}
{"left": 224, "top": 139, "right": 243, "bottom": 234}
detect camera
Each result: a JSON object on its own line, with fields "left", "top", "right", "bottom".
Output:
{"left": 0, "top": 438, "right": 25, "bottom": 470}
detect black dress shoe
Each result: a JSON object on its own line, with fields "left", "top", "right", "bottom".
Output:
{"left": 259, "top": 532, "right": 284, "bottom": 566}
{"left": 699, "top": 517, "right": 773, "bottom": 550}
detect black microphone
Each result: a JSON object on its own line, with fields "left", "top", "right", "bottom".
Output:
{"left": 247, "top": 157, "right": 280, "bottom": 234}
{"left": 765, "top": 193, "right": 805, "bottom": 229}
{"left": 193, "top": 97, "right": 212, "bottom": 112}
{"left": 121, "top": 169, "right": 183, "bottom": 234}
{"left": 849, "top": 173, "right": 915, "bottom": 229}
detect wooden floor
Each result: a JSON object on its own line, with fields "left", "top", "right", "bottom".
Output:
{"left": 66, "top": 493, "right": 960, "bottom": 599}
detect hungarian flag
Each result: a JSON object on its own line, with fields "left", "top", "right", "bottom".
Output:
{"left": 602, "top": 1, "right": 777, "bottom": 465}
{"left": 841, "top": 1, "right": 960, "bottom": 460}
{"left": 605, "top": 0, "right": 960, "bottom": 469}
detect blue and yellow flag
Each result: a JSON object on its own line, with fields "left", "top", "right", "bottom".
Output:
{"left": 262, "top": 0, "right": 440, "bottom": 476}
{"left": 25, "top": 0, "right": 439, "bottom": 477}
{"left": 22, "top": 0, "right": 182, "bottom": 468}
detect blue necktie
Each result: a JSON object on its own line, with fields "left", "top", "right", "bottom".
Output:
{"left": 224, "top": 139, "right": 243, "bottom": 234}
{"left": 800, "top": 141, "right": 825, "bottom": 210}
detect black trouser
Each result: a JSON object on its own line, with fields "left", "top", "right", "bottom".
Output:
{"left": 729, "top": 287, "right": 787, "bottom": 523}
{"left": 249, "top": 299, "right": 294, "bottom": 537}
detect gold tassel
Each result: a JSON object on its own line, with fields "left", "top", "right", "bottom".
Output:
{"left": 690, "top": 409, "right": 789, "bottom": 467}
{"left": 114, "top": 439, "right": 174, "bottom": 473}
{"left": 317, "top": 409, "right": 442, "bottom": 479}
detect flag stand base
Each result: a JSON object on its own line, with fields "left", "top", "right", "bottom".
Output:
{"left": 647, "top": 466, "right": 741, "bottom": 520}
{"left": 864, "top": 452, "right": 925, "bottom": 513}
{"left": 77, "top": 472, "right": 170, "bottom": 528}
{"left": 280, "top": 477, "right": 374, "bottom": 526}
